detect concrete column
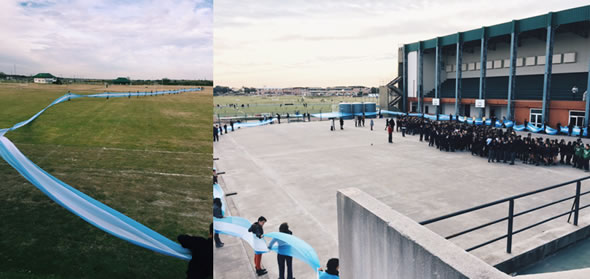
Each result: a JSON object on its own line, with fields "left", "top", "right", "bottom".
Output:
{"left": 478, "top": 27, "right": 488, "bottom": 118}
{"left": 506, "top": 21, "right": 519, "bottom": 121}
{"left": 435, "top": 38, "right": 441, "bottom": 116}
{"left": 455, "top": 33, "right": 462, "bottom": 116}
{"left": 403, "top": 47, "right": 408, "bottom": 113}
{"left": 417, "top": 43, "right": 424, "bottom": 113}
{"left": 542, "top": 13, "right": 554, "bottom": 128}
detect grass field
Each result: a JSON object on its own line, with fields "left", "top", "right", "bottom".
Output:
{"left": 213, "top": 95, "right": 378, "bottom": 117}
{"left": 0, "top": 83, "right": 212, "bottom": 279}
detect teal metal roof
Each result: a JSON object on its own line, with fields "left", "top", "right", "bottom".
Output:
{"left": 404, "top": 5, "right": 590, "bottom": 52}
{"left": 33, "top": 73, "right": 55, "bottom": 78}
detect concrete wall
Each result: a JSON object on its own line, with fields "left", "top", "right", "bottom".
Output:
{"left": 423, "top": 52, "right": 436, "bottom": 94}
{"left": 379, "top": 86, "right": 388, "bottom": 109}
{"left": 444, "top": 32, "right": 590, "bottom": 79}
{"left": 337, "top": 188, "right": 509, "bottom": 279}
{"left": 408, "top": 51, "right": 418, "bottom": 98}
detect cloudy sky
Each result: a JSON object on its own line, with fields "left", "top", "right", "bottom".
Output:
{"left": 0, "top": 0, "right": 212, "bottom": 80}
{"left": 215, "top": 0, "right": 589, "bottom": 88}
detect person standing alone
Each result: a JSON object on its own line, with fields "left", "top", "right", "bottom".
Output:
{"left": 388, "top": 123, "right": 393, "bottom": 143}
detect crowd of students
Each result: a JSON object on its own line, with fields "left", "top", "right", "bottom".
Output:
{"left": 393, "top": 116, "right": 590, "bottom": 170}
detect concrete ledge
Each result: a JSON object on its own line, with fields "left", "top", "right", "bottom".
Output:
{"left": 337, "top": 187, "right": 509, "bottom": 279}
{"left": 516, "top": 267, "right": 590, "bottom": 279}
{"left": 495, "top": 222, "right": 590, "bottom": 274}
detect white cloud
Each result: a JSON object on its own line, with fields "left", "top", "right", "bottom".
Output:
{"left": 214, "top": 0, "right": 589, "bottom": 87}
{"left": 0, "top": 0, "right": 212, "bottom": 79}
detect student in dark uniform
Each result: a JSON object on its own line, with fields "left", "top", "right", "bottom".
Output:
{"left": 213, "top": 198, "right": 224, "bottom": 248}
{"left": 213, "top": 125, "right": 219, "bottom": 142}
{"left": 177, "top": 224, "right": 214, "bottom": 279}
{"left": 565, "top": 141, "right": 574, "bottom": 165}
{"left": 388, "top": 123, "right": 393, "bottom": 143}
{"left": 419, "top": 123, "right": 424, "bottom": 142}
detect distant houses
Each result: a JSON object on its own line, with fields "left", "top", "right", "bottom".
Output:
{"left": 33, "top": 73, "right": 57, "bottom": 84}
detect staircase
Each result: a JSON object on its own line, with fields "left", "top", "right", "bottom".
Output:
{"left": 387, "top": 76, "right": 402, "bottom": 110}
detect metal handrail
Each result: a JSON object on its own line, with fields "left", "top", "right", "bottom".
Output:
{"left": 420, "top": 176, "right": 590, "bottom": 253}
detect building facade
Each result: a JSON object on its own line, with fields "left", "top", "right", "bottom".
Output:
{"left": 400, "top": 5, "right": 590, "bottom": 128}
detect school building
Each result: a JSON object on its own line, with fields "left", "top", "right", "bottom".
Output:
{"left": 387, "top": 5, "right": 590, "bottom": 128}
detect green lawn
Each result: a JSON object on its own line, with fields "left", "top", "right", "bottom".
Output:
{"left": 0, "top": 83, "right": 212, "bottom": 279}
{"left": 214, "top": 95, "right": 378, "bottom": 117}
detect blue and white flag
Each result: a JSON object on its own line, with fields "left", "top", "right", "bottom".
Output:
{"left": 266, "top": 232, "right": 321, "bottom": 272}
{"left": 213, "top": 216, "right": 269, "bottom": 254}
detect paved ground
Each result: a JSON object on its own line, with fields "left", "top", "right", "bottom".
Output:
{"left": 212, "top": 173, "right": 259, "bottom": 279}
{"left": 213, "top": 118, "right": 590, "bottom": 278}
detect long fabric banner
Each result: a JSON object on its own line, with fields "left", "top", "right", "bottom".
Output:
{"left": 266, "top": 232, "right": 321, "bottom": 272}
{"left": 0, "top": 88, "right": 202, "bottom": 260}
{"left": 213, "top": 183, "right": 227, "bottom": 216}
{"left": 213, "top": 216, "right": 269, "bottom": 253}
{"left": 213, "top": 216, "right": 321, "bottom": 273}
{"left": 0, "top": 88, "right": 200, "bottom": 137}
{"left": 212, "top": 183, "right": 321, "bottom": 273}
{"left": 311, "top": 112, "right": 353, "bottom": 119}
{"left": 229, "top": 118, "right": 278, "bottom": 130}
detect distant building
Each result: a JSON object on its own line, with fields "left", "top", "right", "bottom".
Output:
{"left": 33, "top": 73, "right": 57, "bottom": 84}
{"left": 112, "top": 77, "right": 131, "bottom": 85}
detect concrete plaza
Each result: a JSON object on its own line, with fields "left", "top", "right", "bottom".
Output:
{"left": 214, "top": 118, "right": 590, "bottom": 278}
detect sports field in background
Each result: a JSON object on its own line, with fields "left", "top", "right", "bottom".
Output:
{"left": 214, "top": 95, "right": 378, "bottom": 117}
{"left": 0, "top": 83, "right": 212, "bottom": 279}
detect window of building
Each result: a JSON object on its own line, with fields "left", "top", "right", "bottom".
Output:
{"left": 525, "top": 56, "right": 536, "bottom": 66}
{"left": 530, "top": 109, "right": 543, "bottom": 128}
{"left": 553, "top": 54, "right": 562, "bottom": 64}
{"left": 493, "top": 60, "right": 502, "bottom": 69}
{"left": 569, "top": 110, "right": 585, "bottom": 127}
{"left": 563, "top": 52, "right": 576, "bottom": 63}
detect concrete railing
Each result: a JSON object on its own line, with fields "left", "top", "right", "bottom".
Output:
{"left": 337, "top": 188, "right": 510, "bottom": 279}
